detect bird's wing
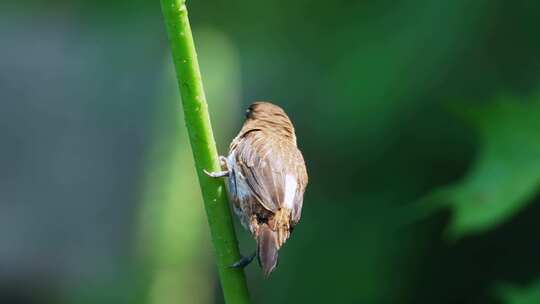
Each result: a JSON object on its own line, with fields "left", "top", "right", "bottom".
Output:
{"left": 235, "top": 131, "right": 296, "bottom": 214}
{"left": 291, "top": 149, "right": 308, "bottom": 226}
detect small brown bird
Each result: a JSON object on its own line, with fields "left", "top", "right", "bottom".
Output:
{"left": 205, "top": 101, "right": 308, "bottom": 277}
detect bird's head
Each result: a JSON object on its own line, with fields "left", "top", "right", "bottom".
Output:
{"left": 243, "top": 101, "right": 296, "bottom": 142}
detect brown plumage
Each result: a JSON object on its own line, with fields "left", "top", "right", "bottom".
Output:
{"left": 206, "top": 101, "right": 308, "bottom": 277}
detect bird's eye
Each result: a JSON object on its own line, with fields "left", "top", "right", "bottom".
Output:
{"left": 245, "top": 108, "right": 252, "bottom": 118}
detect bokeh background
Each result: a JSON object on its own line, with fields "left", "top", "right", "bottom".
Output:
{"left": 2, "top": 0, "right": 540, "bottom": 303}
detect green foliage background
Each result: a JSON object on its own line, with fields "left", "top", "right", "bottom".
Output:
{"left": 2, "top": 0, "right": 540, "bottom": 303}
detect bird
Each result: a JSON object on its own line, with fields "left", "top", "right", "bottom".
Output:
{"left": 205, "top": 101, "right": 308, "bottom": 277}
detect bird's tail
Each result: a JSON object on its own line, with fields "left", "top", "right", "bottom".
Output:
{"left": 257, "top": 223, "right": 279, "bottom": 278}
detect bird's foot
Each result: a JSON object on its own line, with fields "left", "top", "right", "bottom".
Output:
{"left": 229, "top": 251, "right": 256, "bottom": 269}
{"left": 204, "top": 156, "right": 230, "bottom": 178}
{"left": 203, "top": 169, "right": 229, "bottom": 178}
{"left": 218, "top": 155, "right": 228, "bottom": 168}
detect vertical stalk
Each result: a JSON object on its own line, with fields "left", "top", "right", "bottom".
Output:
{"left": 159, "top": 0, "right": 250, "bottom": 303}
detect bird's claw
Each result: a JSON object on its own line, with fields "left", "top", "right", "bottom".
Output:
{"left": 229, "top": 251, "right": 256, "bottom": 269}
{"left": 203, "top": 169, "right": 229, "bottom": 178}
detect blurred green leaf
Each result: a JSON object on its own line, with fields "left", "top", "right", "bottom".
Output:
{"left": 499, "top": 279, "right": 540, "bottom": 304}
{"left": 435, "top": 96, "right": 540, "bottom": 237}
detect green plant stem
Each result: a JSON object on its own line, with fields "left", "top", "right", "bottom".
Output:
{"left": 159, "top": 0, "right": 250, "bottom": 303}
